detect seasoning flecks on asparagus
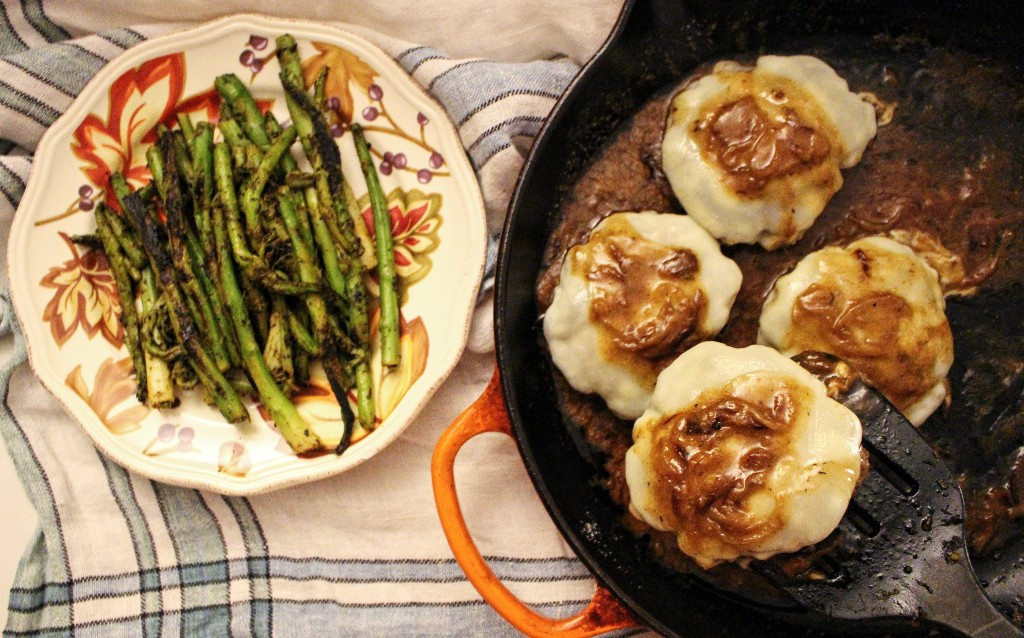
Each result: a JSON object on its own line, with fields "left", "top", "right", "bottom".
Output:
{"left": 277, "top": 188, "right": 358, "bottom": 449}
{"left": 138, "top": 266, "right": 176, "bottom": 408}
{"left": 93, "top": 202, "right": 148, "bottom": 404}
{"left": 214, "top": 73, "right": 272, "bottom": 149}
{"left": 85, "top": 34, "right": 407, "bottom": 455}
{"left": 209, "top": 164, "right": 322, "bottom": 454}
{"left": 157, "top": 133, "right": 234, "bottom": 374}
{"left": 351, "top": 123, "right": 401, "bottom": 367}
{"left": 277, "top": 33, "right": 379, "bottom": 435}
{"left": 120, "top": 184, "right": 249, "bottom": 424}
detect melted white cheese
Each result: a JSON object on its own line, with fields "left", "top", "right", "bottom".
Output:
{"left": 662, "top": 55, "right": 877, "bottom": 249}
{"left": 625, "top": 341, "right": 863, "bottom": 568}
{"left": 543, "top": 211, "right": 742, "bottom": 419}
{"left": 758, "top": 236, "right": 953, "bottom": 425}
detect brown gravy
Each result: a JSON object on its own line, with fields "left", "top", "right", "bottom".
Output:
{"left": 785, "top": 240, "right": 955, "bottom": 417}
{"left": 702, "top": 96, "right": 832, "bottom": 195}
{"left": 573, "top": 215, "right": 706, "bottom": 381}
{"left": 648, "top": 373, "right": 806, "bottom": 553}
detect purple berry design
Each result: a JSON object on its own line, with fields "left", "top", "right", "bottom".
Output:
{"left": 380, "top": 161, "right": 393, "bottom": 176}
{"left": 327, "top": 96, "right": 341, "bottom": 111}
{"left": 248, "top": 35, "right": 268, "bottom": 51}
{"left": 249, "top": 58, "right": 264, "bottom": 73}
{"left": 362, "top": 106, "right": 379, "bottom": 121}
{"left": 417, "top": 169, "right": 433, "bottom": 184}
{"left": 157, "top": 423, "right": 176, "bottom": 442}
{"left": 368, "top": 84, "right": 383, "bottom": 101}
{"left": 78, "top": 199, "right": 94, "bottom": 212}
{"left": 429, "top": 152, "right": 444, "bottom": 169}
{"left": 177, "top": 427, "right": 195, "bottom": 452}
{"left": 329, "top": 124, "right": 344, "bottom": 138}
{"left": 416, "top": 112, "right": 429, "bottom": 126}
{"left": 240, "top": 50, "right": 255, "bottom": 66}
{"left": 78, "top": 184, "right": 93, "bottom": 198}
{"left": 392, "top": 153, "right": 407, "bottom": 169}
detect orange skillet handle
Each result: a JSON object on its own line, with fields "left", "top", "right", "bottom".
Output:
{"left": 431, "top": 366, "right": 640, "bottom": 637}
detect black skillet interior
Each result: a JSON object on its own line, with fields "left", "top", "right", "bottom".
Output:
{"left": 495, "top": 0, "right": 1024, "bottom": 636}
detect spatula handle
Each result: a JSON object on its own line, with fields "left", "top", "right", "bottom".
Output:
{"left": 917, "top": 560, "right": 1022, "bottom": 638}
{"left": 934, "top": 601, "right": 1022, "bottom": 637}
{"left": 972, "top": 617, "right": 1024, "bottom": 638}
{"left": 937, "top": 603, "right": 1021, "bottom": 638}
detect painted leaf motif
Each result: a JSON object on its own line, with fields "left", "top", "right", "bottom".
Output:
{"left": 376, "top": 316, "right": 429, "bottom": 420}
{"left": 40, "top": 232, "right": 123, "bottom": 348}
{"left": 65, "top": 357, "right": 148, "bottom": 435}
{"left": 176, "top": 88, "right": 222, "bottom": 123}
{"left": 302, "top": 42, "right": 378, "bottom": 124}
{"left": 285, "top": 375, "right": 370, "bottom": 449}
{"left": 70, "top": 53, "right": 221, "bottom": 206}
{"left": 218, "top": 441, "right": 252, "bottom": 477}
{"left": 360, "top": 188, "right": 443, "bottom": 286}
{"left": 392, "top": 202, "right": 429, "bottom": 235}
{"left": 411, "top": 216, "right": 441, "bottom": 245}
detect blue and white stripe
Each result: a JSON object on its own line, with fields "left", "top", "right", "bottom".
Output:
{"left": 395, "top": 45, "right": 577, "bottom": 172}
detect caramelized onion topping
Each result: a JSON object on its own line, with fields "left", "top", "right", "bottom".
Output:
{"left": 791, "top": 279, "right": 946, "bottom": 411}
{"left": 571, "top": 216, "right": 707, "bottom": 373}
{"left": 649, "top": 375, "right": 806, "bottom": 548}
{"left": 703, "top": 96, "right": 831, "bottom": 195}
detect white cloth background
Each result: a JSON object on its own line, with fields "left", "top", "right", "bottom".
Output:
{"left": 45, "top": 1, "right": 620, "bottom": 63}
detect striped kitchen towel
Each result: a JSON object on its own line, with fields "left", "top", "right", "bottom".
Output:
{"left": 0, "top": 1, "right": 638, "bottom": 636}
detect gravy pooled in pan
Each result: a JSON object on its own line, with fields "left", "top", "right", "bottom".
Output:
{"left": 536, "top": 36, "right": 1024, "bottom": 619}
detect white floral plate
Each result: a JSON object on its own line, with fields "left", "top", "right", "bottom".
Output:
{"left": 7, "top": 15, "right": 487, "bottom": 495}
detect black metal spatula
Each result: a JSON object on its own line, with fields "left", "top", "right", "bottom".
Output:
{"left": 759, "top": 362, "right": 1022, "bottom": 637}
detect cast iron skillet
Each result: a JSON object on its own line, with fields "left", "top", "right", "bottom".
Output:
{"left": 433, "top": 0, "right": 1024, "bottom": 635}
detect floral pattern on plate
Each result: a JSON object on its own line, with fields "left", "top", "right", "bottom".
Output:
{"left": 358, "top": 187, "right": 443, "bottom": 286}
{"left": 73, "top": 53, "right": 221, "bottom": 205}
{"left": 41, "top": 232, "right": 123, "bottom": 348}
{"left": 65, "top": 356, "right": 150, "bottom": 435}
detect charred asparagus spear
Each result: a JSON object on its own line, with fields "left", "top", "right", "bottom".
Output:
{"left": 155, "top": 133, "right": 234, "bottom": 374}
{"left": 94, "top": 202, "right": 147, "bottom": 404}
{"left": 118, "top": 180, "right": 249, "bottom": 423}
{"left": 276, "top": 34, "right": 378, "bottom": 434}
{"left": 212, "top": 142, "right": 322, "bottom": 453}
{"left": 351, "top": 123, "right": 400, "bottom": 368}
{"left": 138, "top": 266, "right": 176, "bottom": 408}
